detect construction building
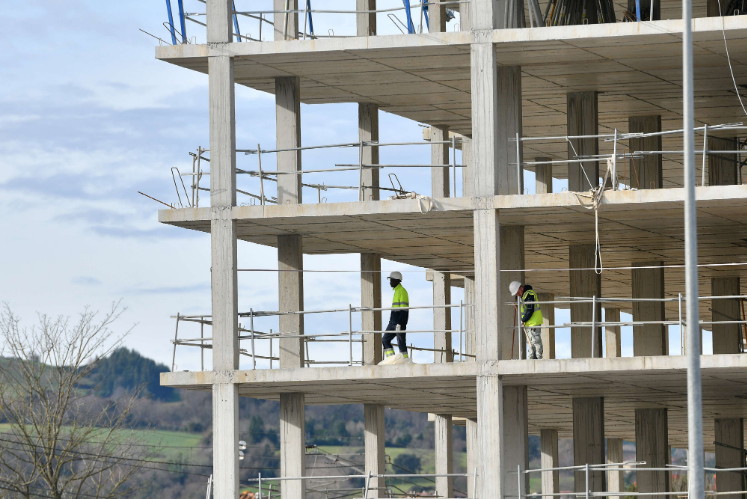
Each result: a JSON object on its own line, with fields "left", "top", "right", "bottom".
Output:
{"left": 156, "top": 0, "right": 747, "bottom": 497}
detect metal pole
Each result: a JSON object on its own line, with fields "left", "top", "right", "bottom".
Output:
{"left": 364, "top": 471, "right": 371, "bottom": 498}
{"left": 172, "top": 313, "right": 180, "bottom": 372}
{"left": 258, "top": 144, "right": 265, "bottom": 205}
{"left": 302, "top": 0, "right": 307, "bottom": 39}
{"left": 460, "top": 299, "right": 464, "bottom": 362}
{"left": 196, "top": 147, "right": 202, "bottom": 208}
{"left": 591, "top": 295, "right": 596, "bottom": 358}
{"left": 259, "top": 473, "right": 262, "bottom": 499}
{"left": 200, "top": 318, "right": 204, "bottom": 371}
{"left": 250, "top": 309, "right": 256, "bottom": 370}
{"left": 349, "top": 304, "right": 354, "bottom": 366}
{"left": 358, "top": 141, "right": 364, "bottom": 201}
{"left": 679, "top": 293, "right": 684, "bottom": 356}
{"left": 270, "top": 329, "right": 273, "bottom": 369}
{"left": 613, "top": 129, "right": 618, "bottom": 189}
{"left": 701, "top": 124, "right": 708, "bottom": 187}
{"left": 516, "top": 131, "right": 522, "bottom": 194}
{"left": 585, "top": 463, "right": 590, "bottom": 499}
{"left": 518, "top": 464, "right": 522, "bottom": 499}
{"left": 517, "top": 295, "right": 522, "bottom": 358}
{"left": 283, "top": 0, "right": 289, "bottom": 39}
{"left": 452, "top": 135, "right": 457, "bottom": 198}
{"left": 683, "top": 0, "right": 705, "bottom": 491}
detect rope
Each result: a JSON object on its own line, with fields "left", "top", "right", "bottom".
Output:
{"left": 572, "top": 158, "right": 613, "bottom": 275}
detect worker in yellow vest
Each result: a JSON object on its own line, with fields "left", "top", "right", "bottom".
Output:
{"left": 509, "top": 281, "right": 544, "bottom": 359}
{"left": 379, "top": 271, "right": 412, "bottom": 365}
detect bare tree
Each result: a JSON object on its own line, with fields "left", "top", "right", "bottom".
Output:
{"left": 0, "top": 303, "right": 158, "bottom": 499}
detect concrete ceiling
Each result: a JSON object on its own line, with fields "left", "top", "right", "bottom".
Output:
{"left": 157, "top": 17, "right": 747, "bottom": 188}
{"left": 160, "top": 185, "right": 747, "bottom": 318}
{"left": 161, "top": 354, "right": 747, "bottom": 450}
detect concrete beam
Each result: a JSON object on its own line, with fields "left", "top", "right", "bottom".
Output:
{"left": 604, "top": 307, "right": 622, "bottom": 358}
{"left": 635, "top": 409, "right": 670, "bottom": 499}
{"left": 359, "top": 103, "right": 380, "bottom": 201}
{"left": 708, "top": 137, "right": 739, "bottom": 186}
{"left": 428, "top": 0, "right": 448, "bottom": 32}
{"left": 206, "top": 0, "right": 232, "bottom": 44}
{"left": 275, "top": 76, "right": 302, "bottom": 204}
{"left": 573, "top": 397, "right": 606, "bottom": 492}
{"left": 607, "top": 438, "right": 624, "bottom": 494}
{"left": 632, "top": 262, "right": 667, "bottom": 356}
{"left": 356, "top": 0, "right": 376, "bottom": 36}
{"left": 213, "top": 382, "right": 239, "bottom": 499}
{"left": 536, "top": 159, "right": 553, "bottom": 194}
{"left": 432, "top": 125, "right": 451, "bottom": 198}
{"left": 477, "top": 374, "right": 503, "bottom": 495}
{"left": 712, "top": 277, "right": 742, "bottom": 354}
{"left": 361, "top": 254, "right": 382, "bottom": 365}
{"left": 567, "top": 92, "right": 599, "bottom": 192}
{"left": 278, "top": 235, "right": 305, "bottom": 368}
{"left": 541, "top": 429, "right": 559, "bottom": 497}
{"left": 433, "top": 271, "right": 453, "bottom": 363}
{"left": 435, "top": 414, "right": 454, "bottom": 497}
{"left": 274, "top": 0, "right": 298, "bottom": 40}
{"left": 570, "top": 245, "right": 602, "bottom": 358}
{"left": 629, "top": 116, "right": 663, "bottom": 189}
{"left": 364, "top": 404, "right": 385, "bottom": 498}
{"left": 538, "top": 293, "right": 555, "bottom": 359}
{"left": 280, "top": 393, "right": 306, "bottom": 499}
{"left": 715, "top": 418, "right": 744, "bottom": 497}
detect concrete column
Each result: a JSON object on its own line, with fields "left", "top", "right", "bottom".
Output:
{"left": 356, "top": 0, "right": 376, "bottom": 36}
{"left": 460, "top": 0, "right": 472, "bottom": 30}
{"left": 435, "top": 415, "right": 454, "bottom": 497}
{"left": 361, "top": 254, "right": 382, "bottom": 365}
{"left": 502, "top": 226, "right": 526, "bottom": 359}
{"left": 536, "top": 160, "right": 553, "bottom": 194}
{"left": 462, "top": 137, "right": 473, "bottom": 197}
{"left": 636, "top": 409, "right": 670, "bottom": 499}
{"left": 715, "top": 418, "right": 744, "bottom": 497}
{"left": 433, "top": 271, "right": 453, "bottom": 363}
{"left": 570, "top": 245, "right": 602, "bottom": 358}
{"left": 432, "top": 126, "right": 451, "bottom": 198}
{"left": 280, "top": 393, "right": 305, "bottom": 499}
{"left": 364, "top": 404, "right": 385, "bottom": 498}
{"left": 477, "top": 374, "right": 503, "bottom": 495}
{"left": 541, "top": 429, "right": 560, "bottom": 498}
{"left": 504, "top": 386, "right": 529, "bottom": 499}
{"left": 275, "top": 76, "right": 302, "bottom": 204}
{"left": 428, "top": 0, "right": 448, "bottom": 32}
{"left": 604, "top": 307, "right": 622, "bottom": 358}
{"left": 359, "top": 103, "right": 380, "bottom": 201}
{"left": 278, "top": 235, "right": 304, "bottom": 368}
{"left": 207, "top": 3, "right": 239, "bottom": 496}
{"left": 467, "top": 418, "right": 478, "bottom": 497}
{"left": 213, "top": 382, "right": 239, "bottom": 499}
{"left": 567, "top": 92, "right": 599, "bottom": 192}
{"left": 629, "top": 116, "right": 663, "bottom": 189}
{"left": 712, "top": 277, "right": 742, "bottom": 354}
{"left": 465, "top": 276, "right": 476, "bottom": 359}
{"left": 573, "top": 398, "right": 606, "bottom": 493}
{"left": 274, "top": 0, "right": 298, "bottom": 40}
{"left": 632, "top": 262, "right": 667, "bottom": 356}
{"left": 607, "top": 438, "right": 624, "bottom": 494}
{"left": 538, "top": 292, "right": 555, "bottom": 359}
{"left": 708, "top": 137, "right": 739, "bottom": 185}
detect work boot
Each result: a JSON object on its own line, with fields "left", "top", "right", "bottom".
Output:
{"left": 378, "top": 350, "right": 397, "bottom": 365}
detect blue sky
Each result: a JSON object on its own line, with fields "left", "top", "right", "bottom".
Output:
{"left": 0, "top": 0, "right": 709, "bottom": 370}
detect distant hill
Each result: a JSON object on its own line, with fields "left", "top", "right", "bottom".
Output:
{"left": 86, "top": 347, "right": 179, "bottom": 402}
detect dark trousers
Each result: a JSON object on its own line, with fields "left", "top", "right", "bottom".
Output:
{"left": 382, "top": 321, "right": 407, "bottom": 353}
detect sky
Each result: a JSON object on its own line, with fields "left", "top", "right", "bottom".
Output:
{"left": 0, "top": 0, "right": 710, "bottom": 372}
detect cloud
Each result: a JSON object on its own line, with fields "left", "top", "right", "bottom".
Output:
{"left": 90, "top": 224, "right": 203, "bottom": 241}
{"left": 122, "top": 282, "right": 210, "bottom": 295}
{"left": 72, "top": 276, "right": 103, "bottom": 286}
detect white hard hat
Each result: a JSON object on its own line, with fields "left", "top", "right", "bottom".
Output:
{"left": 509, "top": 281, "right": 522, "bottom": 296}
{"left": 389, "top": 271, "right": 403, "bottom": 281}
